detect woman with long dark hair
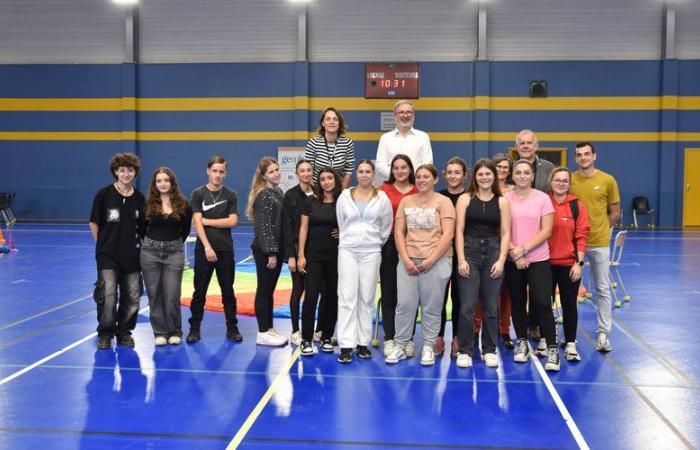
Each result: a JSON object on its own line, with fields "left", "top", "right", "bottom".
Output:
{"left": 141, "top": 167, "right": 192, "bottom": 345}
{"left": 281, "top": 159, "right": 315, "bottom": 345}
{"left": 378, "top": 154, "right": 418, "bottom": 357}
{"left": 297, "top": 168, "right": 342, "bottom": 356}
{"left": 454, "top": 159, "right": 510, "bottom": 369}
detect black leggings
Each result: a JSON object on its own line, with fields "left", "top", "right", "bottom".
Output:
{"left": 551, "top": 265, "right": 581, "bottom": 343}
{"left": 289, "top": 269, "right": 304, "bottom": 333}
{"left": 302, "top": 257, "right": 338, "bottom": 342}
{"left": 439, "top": 254, "right": 460, "bottom": 338}
{"left": 505, "top": 260, "right": 556, "bottom": 346}
{"left": 252, "top": 246, "right": 282, "bottom": 332}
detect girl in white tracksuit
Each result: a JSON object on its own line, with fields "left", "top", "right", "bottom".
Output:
{"left": 335, "top": 160, "right": 394, "bottom": 363}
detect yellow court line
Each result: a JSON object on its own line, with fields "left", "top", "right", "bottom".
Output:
{"left": 1, "top": 131, "right": 700, "bottom": 142}
{"left": 1, "top": 96, "right": 700, "bottom": 112}
{"left": 227, "top": 347, "right": 301, "bottom": 449}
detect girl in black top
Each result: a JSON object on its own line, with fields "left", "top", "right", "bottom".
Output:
{"left": 297, "top": 168, "right": 342, "bottom": 356}
{"left": 247, "top": 157, "right": 287, "bottom": 347}
{"left": 281, "top": 160, "right": 315, "bottom": 345}
{"left": 140, "top": 167, "right": 192, "bottom": 346}
{"left": 437, "top": 156, "right": 468, "bottom": 357}
{"left": 454, "top": 159, "right": 511, "bottom": 369}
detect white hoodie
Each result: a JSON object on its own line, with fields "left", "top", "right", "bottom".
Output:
{"left": 336, "top": 188, "right": 393, "bottom": 253}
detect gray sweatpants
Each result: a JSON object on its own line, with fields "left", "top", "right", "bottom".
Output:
{"left": 395, "top": 256, "right": 452, "bottom": 349}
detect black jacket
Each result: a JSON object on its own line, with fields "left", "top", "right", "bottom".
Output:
{"left": 281, "top": 185, "right": 314, "bottom": 260}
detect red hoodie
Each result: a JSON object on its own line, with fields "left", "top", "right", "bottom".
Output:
{"left": 548, "top": 193, "right": 591, "bottom": 267}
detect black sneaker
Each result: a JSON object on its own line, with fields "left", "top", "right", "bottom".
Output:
{"left": 97, "top": 336, "right": 112, "bottom": 349}
{"left": 226, "top": 327, "right": 243, "bottom": 342}
{"left": 186, "top": 328, "right": 201, "bottom": 344}
{"left": 300, "top": 340, "right": 314, "bottom": 356}
{"left": 118, "top": 334, "right": 135, "bottom": 347}
{"left": 356, "top": 345, "right": 373, "bottom": 359}
{"left": 501, "top": 333, "right": 514, "bottom": 349}
{"left": 338, "top": 348, "right": 353, "bottom": 364}
{"left": 321, "top": 339, "right": 334, "bottom": 353}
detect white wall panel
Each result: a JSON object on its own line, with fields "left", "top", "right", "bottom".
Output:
{"left": 0, "top": 0, "right": 125, "bottom": 64}
{"left": 676, "top": 1, "right": 700, "bottom": 59}
{"left": 488, "top": 0, "right": 664, "bottom": 60}
{"left": 139, "top": 0, "right": 298, "bottom": 63}
{"left": 308, "top": 0, "right": 478, "bottom": 62}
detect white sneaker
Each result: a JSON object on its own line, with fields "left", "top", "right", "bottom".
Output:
{"left": 420, "top": 345, "right": 435, "bottom": 366}
{"left": 596, "top": 332, "right": 612, "bottom": 353}
{"left": 565, "top": 342, "right": 581, "bottom": 361}
{"left": 514, "top": 339, "right": 530, "bottom": 363}
{"left": 405, "top": 340, "right": 416, "bottom": 358}
{"left": 385, "top": 346, "right": 407, "bottom": 364}
{"left": 383, "top": 339, "right": 395, "bottom": 357}
{"left": 256, "top": 330, "right": 288, "bottom": 346}
{"left": 154, "top": 336, "right": 167, "bottom": 346}
{"left": 536, "top": 338, "right": 547, "bottom": 356}
{"left": 289, "top": 331, "right": 302, "bottom": 346}
{"left": 456, "top": 352, "right": 473, "bottom": 368}
{"left": 168, "top": 336, "right": 182, "bottom": 345}
{"left": 483, "top": 352, "right": 499, "bottom": 368}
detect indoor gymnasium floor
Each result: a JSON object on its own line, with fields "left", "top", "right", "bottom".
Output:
{"left": 0, "top": 224, "right": 698, "bottom": 449}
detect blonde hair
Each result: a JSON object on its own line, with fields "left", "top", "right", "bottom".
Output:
{"left": 246, "top": 156, "right": 279, "bottom": 220}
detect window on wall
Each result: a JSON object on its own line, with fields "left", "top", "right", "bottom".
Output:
{"left": 508, "top": 148, "right": 567, "bottom": 167}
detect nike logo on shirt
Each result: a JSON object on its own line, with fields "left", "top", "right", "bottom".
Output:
{"left": 202, "top": 200, "right": 227, "bottom": 211}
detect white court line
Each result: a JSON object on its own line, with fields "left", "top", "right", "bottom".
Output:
{"left": 0, "top": 306, "right": 149, "bottom": 387}
{"left": 528, "top": 343, "right": 590, "bottom": 450}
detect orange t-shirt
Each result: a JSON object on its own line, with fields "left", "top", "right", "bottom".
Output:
{"left": 396, "top": 193, "right": 456, "bottom": 258}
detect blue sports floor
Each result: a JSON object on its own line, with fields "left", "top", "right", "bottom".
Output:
{"left": 0, "top": 224, "right": 698, "bottom": 449}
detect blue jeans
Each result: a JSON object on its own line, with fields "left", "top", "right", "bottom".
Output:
{"left": 140, "top": 237, "right": 185, "bottom": 337}
{"left": 96, "top": 270, "right": 142, "bottom": 338}
{"left": 457, "top": 237, "right": 503, "bottom": 355}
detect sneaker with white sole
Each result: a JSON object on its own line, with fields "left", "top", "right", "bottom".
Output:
{"left": 514, "top": 339, "right": 530, "bottom": 363}
{"left": 321, "top": 339, "right": 334, "bottom": 353}
{"left": 535, "top": 338, "right": 547, "bottom": 356}
{"left": 383, "top": 339, "right": 395, "bottom": 357}
{"left": 289, "top": 331, "right": 302, "bottom": 346}
{"left": 595, "top": 332, "right": 612, "bottom": 353}
{"left": 300, "top": 340, "right": 314, "bottom": 356}
{"left": 456, "top": 352, "right": 473, "bottom": 368}
{"left": 256, "top": 330, "right": 288, "bottom": 346}
{"left": 405, "top": 340, "right": 416, "bottom": 358}
{"left": 420, "top": 345, "right": 435, "bottom": 366}
{"left": 168, "top": 336, "right": 182, "bottom": 345}
{"left": 544, "top": 346, "right": 560, "bottom": 371}
{"left": 154, "top": 336, "right": 167, "bottom": 346}
{"left": 483, "top": 352, "right": 499, "bottom": 368}
{"left": 564, "top": 342, "right": 581, "bottom": 361}
{"left": 385, "top": 346, "right": 407, "bottom": 364}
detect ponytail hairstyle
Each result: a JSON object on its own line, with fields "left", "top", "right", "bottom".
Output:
{"left": 352, "top": 159, "right": 378, "bottom": 200}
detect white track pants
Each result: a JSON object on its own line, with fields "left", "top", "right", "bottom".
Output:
{"left": 336, "top": 249, "right": 381, "bottom": 349}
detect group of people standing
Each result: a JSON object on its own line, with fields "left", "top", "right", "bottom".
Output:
{"left": 89, "top": 100, "right": 620, "bottom": 374}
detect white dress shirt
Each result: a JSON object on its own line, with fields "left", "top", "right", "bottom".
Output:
{"left": 375, "top": 127, "right": 433, "bottom": 181}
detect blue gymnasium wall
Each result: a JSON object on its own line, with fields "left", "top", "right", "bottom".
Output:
{"left": 1, "top": 60, "right": 699, "bottom": 226}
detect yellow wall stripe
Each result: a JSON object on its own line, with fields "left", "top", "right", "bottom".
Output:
{"left": 1, "top": 131, "right": 699, "bottom": 142}
{"left": 1, "top": 96, "right": 699, "bottom": 112}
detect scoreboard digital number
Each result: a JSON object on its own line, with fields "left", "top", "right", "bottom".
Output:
{"left": 365, "top": 63, "right": 419, "bottom": 99}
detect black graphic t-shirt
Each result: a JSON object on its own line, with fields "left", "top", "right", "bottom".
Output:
{"left": 191, "top": 186, "right": 238, "bottom": 253}
{"left": 89, "top": 184, "right": 146, "bottom": 272}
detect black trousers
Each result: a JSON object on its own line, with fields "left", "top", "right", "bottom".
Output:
{"left": 252, "top": 246, "right": 283, "bottom": 332}
{"left": 189, "top": 247, "right": 237, "bottom": 330}
{"left": 289, "top": 269, "right": 304, "bottom": 333}
{"left": 504, "top": 260, "right": 556, "bottom": 346}
{"left": 379, "top": 235, "right": 399, "bottom": 340}
{"left": 551, "top": 264, "right": 581, "bottom": 343}
{"left": 301, "top": 257, "right": 338, "bottom": 342}
{"left": 439, "top": 254, "right": 460, "bottom": 338}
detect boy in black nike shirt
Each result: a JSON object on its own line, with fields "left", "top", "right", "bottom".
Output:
{"left": 186, "top": 156, "right": 241, "bottom": 343}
